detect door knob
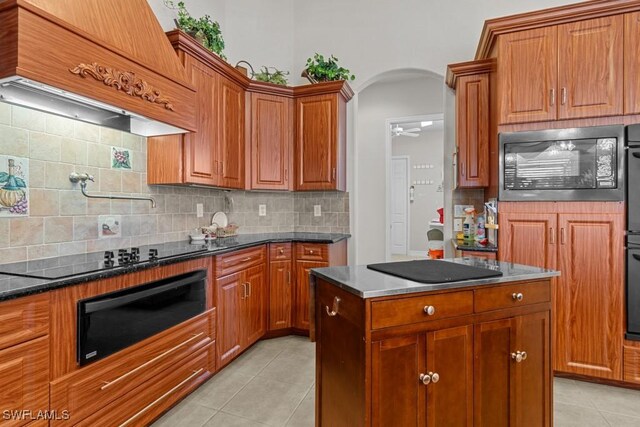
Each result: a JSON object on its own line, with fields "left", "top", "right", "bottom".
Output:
{"left": 511, "top": 351, "right": 528, "bottom": 363}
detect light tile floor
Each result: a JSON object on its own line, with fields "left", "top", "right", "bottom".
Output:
{"left": 153, "top": 336, "right": 640, "bottom": 427}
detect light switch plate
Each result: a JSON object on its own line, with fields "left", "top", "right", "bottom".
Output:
{"left": 454, "top": 218, "right": 463, "bottom": 232}
{"left": 314, "top": 205, "right": 322, "bottom": 217}
{"left": 196, "top": 203, "right": 204, "bottom": 218}
{"left": 259, "top": 204, "right": 267, "bottom": 216}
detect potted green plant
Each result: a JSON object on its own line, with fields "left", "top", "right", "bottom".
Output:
{"left": 302, "top": 53, "right": 355, "bottom": 83}
{"left": 165, "top": 1, "right": 226, "bottom": 60}
{"left": 254, "top": 66, "right": 289, "bottom": 86}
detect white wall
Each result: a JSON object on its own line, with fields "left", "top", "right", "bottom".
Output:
{"left": 392, "top": 129, "right": 444, "bottom": 253}
{"left": 356, "top": 75, "right": 443, "bottom": 264}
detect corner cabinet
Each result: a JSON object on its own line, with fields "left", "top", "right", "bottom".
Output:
{"left": 294, "top": 82, "right": 353, "bottom": 191}
{"left": 498, "top": 202, "right": 624, "bottom": 380}
{"left": 447, "top": 60, "right": 493, "bottom": 189}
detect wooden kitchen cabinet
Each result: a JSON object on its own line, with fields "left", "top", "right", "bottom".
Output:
{"left": 249, "top": 93, "right": 293, "bottom": 190}
{"left": 294, "top": 260, "right": 328, "bottom": 331}
{"left": 269, "top": 243, "right": 293, "bottom": 330}
{"left": 497, "top": 16, "right": 623, "bottom": 124}
{"left": 218, "top": 77, "right": 246, "bottom": 189}
{"left": 625, "top": 12, "right": 640, "bottom": 114}
{"left": 456, "top": 73, "right": 489, "bottom": 188}
{"left": 243, "top": 264, "right": 267, "bottom": 345}
{"left": 498, "top": 202, "right": 624, "bottom": 380}
{"left": 216, "top": 272, "right": 245, "bottom": 367}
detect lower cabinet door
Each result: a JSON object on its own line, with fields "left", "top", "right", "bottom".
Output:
{"left": 294, "top": 260, "right": 328, "bottom": 330}
{"left": 216, "top": 273, "right": 245, "bottom": 368}
{"left": 371, "top": 335, "right": 425, "bottom": 426}
{"left": 269, "top": 260, "right": 292, "bottom": 330}
{"left": 426, "top": 325, "right": 473, "bottom": 427}
{"left": 244, "top": 264, "right": 267, "bottom": 346}
{"left": 474, "top": 318, "right": 516, "bottom": 427}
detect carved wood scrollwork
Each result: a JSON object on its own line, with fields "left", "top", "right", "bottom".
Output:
{"left": 69, "top": 62, "right": 175, "bottom": 111}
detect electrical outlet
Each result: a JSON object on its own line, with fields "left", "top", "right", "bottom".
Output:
{"left": 454, "top": 218, "right": 463, "bottom": 232}
{"left": 259, "top": 204, "right": 267, "bottom": 216}
{"left": 196, "top": 203, "right": 204, "bottom": 218}
{"left": 314, "top": 205, "right": 322, "bottom": 217}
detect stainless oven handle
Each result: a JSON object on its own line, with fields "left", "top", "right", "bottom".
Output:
{"left": 101, "top": 333, "right": 204, "bottom": 391}
{"left": 83, "top": 270, "right": 207, "bottom": 314}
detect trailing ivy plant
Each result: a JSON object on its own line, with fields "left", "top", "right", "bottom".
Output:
{"left": 165, "top": 1, "right": 226, "bottom": 60}
{"left": 253, "top": 66, "right": 289, "bottom": 86}
{"left": 303, "top": 53, "right": 355, "bottom": 83}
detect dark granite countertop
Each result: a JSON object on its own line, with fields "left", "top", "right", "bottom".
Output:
{"left": 310, "top": 257, "right": 558, "bottom": 299}
{"left": 453, "top": 239, "right": 498, "bottom": 253}
{"left": 0, "top": 232, "right": 350, "bottom": 302}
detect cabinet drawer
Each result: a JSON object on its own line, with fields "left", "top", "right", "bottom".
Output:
{"left": 296, "top": 243, "right": 328, "bottom": 261}
{"left": 0, "top": 337, "right": 49, "bottom": 427}
{"left": 215, "top": 245, "right": 266, "bottom": 277}
{"left": 50, "top": 310, "right": 215, "bottom": 426}
{"left": 0, "top": 293, "right": 48, "bottom": 351}
{"left": 461, "top": 250, "right": 496, "bottom": 260}
{"left": 74, "top": 343, "right": 214, "bottom": 427}
{"left": 270, "top": 242, "right": 292, "bottom": 260}
{"left": 371, "top": 292, "right": 474, "bottom": 329}
{"left": 474, "top": 281, "right": 551, "bottom": 312}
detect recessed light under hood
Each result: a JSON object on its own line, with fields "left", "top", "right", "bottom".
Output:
{"left": 0, "top": 77, "right": 186, "bottom": 137}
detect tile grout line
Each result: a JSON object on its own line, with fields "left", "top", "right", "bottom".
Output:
{"left": 282, "top": 382, "right": 315, "bottom": 426}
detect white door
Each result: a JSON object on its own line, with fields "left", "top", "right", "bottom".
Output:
{"left": 390, "top": 157, "right": 409, "bottom": 255}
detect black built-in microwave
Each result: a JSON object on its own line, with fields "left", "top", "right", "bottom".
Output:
{"left": 499, "top": 125, "right": 624, "bottom": 201}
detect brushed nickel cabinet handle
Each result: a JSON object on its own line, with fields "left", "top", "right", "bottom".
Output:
{"left": 287, "top": 270, "right": 291, "bottom": 284}
{"left": 332, "top": 167, "right": 336, "bottom": 181}
{"left": 550, "top": 88, "right": 556, "bottom": 106}
{"left": 100, "top": 333, "right": 204, "bottom": 391}
{"left": 511, "top": 351, "right": 527, "bottom": 363}
{"left": 118, "top": 368, "right": 204, "bottom": 427}
{"left": 419, "top": 373, "right": 431, "bottom": 385}
{"left": 560, "top": 227, "right": 566, "bottom": 245}
{"left": 423, "top": 305, "right": 436, "bottom": 316}
{"left": 241, "top": 283, "right": 247, "bottom": 299}
{"left": 326, "top": 296, "right": 341, "bottom": 317}
{"left": 550, "top": 227, "right": 555, "bottom": 245}
{"left": 561, "top": 87, "right": 567, "bottom": 105}
{"left": 242, "top": 257, "right": 252, "bottom": 262}
{"left": 512, "top": 292, "right": 524, "bottom": 302}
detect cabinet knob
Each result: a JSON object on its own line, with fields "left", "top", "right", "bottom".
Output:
{"left": 279, "top": 248, "right": 284, "bottom": 254}
{"left": 430, "top": 372, "right": 440, "bottom": 383}
{"left": 512, "top": 292, "right": 524, "bottom": 302}
{"left": 511, "top": 351, "right": 527, "bottom": 363}
{"left": 309, "top": 250, "right": 314, "bottom": 254}
{"left": 423, "top": 305, "right": 436, "bottom": 316}
{"left": 419, "top": 373, "right": 431, "bottom": 385}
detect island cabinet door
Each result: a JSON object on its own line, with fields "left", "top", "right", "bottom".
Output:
{"left": 425, "top": 325, "right": 473, "bottom": 427}
{"left": 371, "top": 335, "right": 426, "bottom": 426}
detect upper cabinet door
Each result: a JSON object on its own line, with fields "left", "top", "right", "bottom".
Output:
{"left": 218, "top": 78, "right": 246, "bottom": 189}
{"left": 457, "top": 74, "right": 489, "bottom": 188}
{"left": 625, "top": 12, "right": 640, "bottom": 114}
{"left": 498, "top": 26, "right": 558, "bottom": 124}
{"left": 295, "top": 94, "right": 339, "bottom": 191}
{"left": 250, "top": 93, "right": 293, "bottom": 190}
{"left": 183, "top": 56, "right": 219, "bottom": 186}
{"left": 558, "top": 16, "right": 623, "bottom": 119}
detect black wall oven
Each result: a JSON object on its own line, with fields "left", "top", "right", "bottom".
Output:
{"left": 499, "top": 125, "right": 624, "bottom": 201}
{"left": 77, "top": 269, "right": 207, "bottom": 365}
{"left": 627, "top": 124, "right": 640, "bottom": 340}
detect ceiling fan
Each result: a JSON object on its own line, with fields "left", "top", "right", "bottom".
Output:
{"left": 391, "top": 124, "right": 421, "bottom": 137}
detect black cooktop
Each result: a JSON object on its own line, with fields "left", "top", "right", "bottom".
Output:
{"left": 0, "top": 241, "right": 209, "bottom": 280}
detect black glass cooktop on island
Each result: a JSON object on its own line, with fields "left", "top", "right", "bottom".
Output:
{"left": 0, "top": 241, "right": 210, "bottom": 280}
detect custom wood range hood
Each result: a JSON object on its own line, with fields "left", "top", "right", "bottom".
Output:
{"left": 0, "top": 0, "right": 196, "bottom": 136}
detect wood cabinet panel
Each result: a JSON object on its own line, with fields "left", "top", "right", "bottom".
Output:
{"left": 294, "top": 260, "right": 328, "bottom": 330}
{"left": 371, "top": 335, "right": 425, "bottom": 427}
{"left": 183, "top": 55, "right": 219, "bottom": 186}
{"left": 555, "top": 213, "right": 624, "bottom": 379}
{"left": 269, "top": 242, "right": 292, "bottom": 261}
{"left": 269, "top": 260, "right": 292, "bottom": 330}
{"left": 295, "top": 242, "right": 329, "bottom": 261}
{"left": 426, "top": 325, "right": 473, "bottom": 427}
{"left": 623, "top": 345, "right": 640, "bottom": 384}
{"left": 250, "top": 93, "right": 293, "bottom": 190}
{"left": 371, "top": 291, "right": 474, "bottom": 330}
{"left": 456, "top": 74, "right": 489, "bottom": 188}
{"left": 498, "top": 26, "right": 558, "bottom": 124}
{"left": 295, "top": 94, "right": 338, "bottom": 191}
{"left": 474, "top": 281, "right": 551, "bottom": 313}
{"left": 625, "top": 12, "right": 640, "bottom": 114}
{"left": 218, "top": 77, "right": 246, "bottom": 189}
{"left": 216, "top": 272, "right": 244, "bottom": 368}
{"left": 498, "top": 212, "right": 557, "bottom": 270}
{"left": 558, "top": 15, "right": 624, "bottom": 119}
{"left": 0, "top": 293, "right": 48, "bottom": 351}
{"left": 0, "top": 337, "right": 49, "bottom": 427}
{"left": 474, "top": 318, "right": 514, "bottom": 427}
{"left": 214, "top": 245, "right": 266, "bottom": 278}
{"left": 244, "top": 264, "right": 267, "bottom": 346}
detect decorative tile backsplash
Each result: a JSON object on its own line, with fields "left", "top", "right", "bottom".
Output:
{"left": 0, "top": 104, "right": 349, "bottom": 264}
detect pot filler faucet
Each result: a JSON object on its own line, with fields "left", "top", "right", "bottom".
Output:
{"left": 69, "top": 172, "right": 156, "bottom": 208}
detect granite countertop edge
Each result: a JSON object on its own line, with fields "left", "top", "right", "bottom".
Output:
{"left": 0, "top": 233, "right": 350, "bottom": 302}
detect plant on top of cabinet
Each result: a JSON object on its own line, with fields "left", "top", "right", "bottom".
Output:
{"left": 302, "top": 53, "right": 355, "bottom": 83}
{"left": 165, "top": 0, "right": 226, "bottom": 60}
{"left": 235, "top": 61, "right": 290, "bottom": 86}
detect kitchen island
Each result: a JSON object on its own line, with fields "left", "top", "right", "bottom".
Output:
{"left": 310, "top": 257, "right": 559, "bottom": 427}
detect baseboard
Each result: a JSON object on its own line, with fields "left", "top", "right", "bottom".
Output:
{"left": 554, "top": 371, "right": 640, "bottom": 391}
